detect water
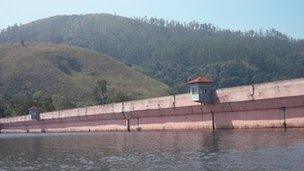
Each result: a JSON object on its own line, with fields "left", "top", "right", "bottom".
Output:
{"left": 0, "top": 130, "right": 304, "bottom": 170}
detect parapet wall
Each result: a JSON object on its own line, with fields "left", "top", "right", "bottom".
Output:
{"left": 1, "top": 78, "right": 304, "bottom": 132}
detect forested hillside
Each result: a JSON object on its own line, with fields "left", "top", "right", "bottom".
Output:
{"left": 0, "top": 13, "right": 303, "bottom": 93}
{"left": 0, "top": 42, "right": 169, "bottom": 117}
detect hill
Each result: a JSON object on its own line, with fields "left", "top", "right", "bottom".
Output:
{"left": 0, "top": 14, "right": 304, "bottom": 92}
{"left": 0, "top": 42, "right": 170, "bottom": 117}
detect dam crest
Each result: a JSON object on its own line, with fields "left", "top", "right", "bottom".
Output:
{"left": 1, "top": 78, "right": 304, "bottom": 133}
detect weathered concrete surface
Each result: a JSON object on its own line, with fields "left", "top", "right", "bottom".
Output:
{"left": 1, "top": 78, "right": 304, "bottom": 133}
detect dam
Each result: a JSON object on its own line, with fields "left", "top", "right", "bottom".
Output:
{"left": 0, "top": 77, "right": 304, "bottom": 133}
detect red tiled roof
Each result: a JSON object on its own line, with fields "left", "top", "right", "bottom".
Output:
{"left": 187, "top": 76, "right": 213, "bottom": 84}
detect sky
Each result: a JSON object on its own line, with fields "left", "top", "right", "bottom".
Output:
{"left": 1, "top": 0, "right": 303, "bottom": 39}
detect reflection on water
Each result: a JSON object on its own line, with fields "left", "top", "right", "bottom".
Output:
{"left": 0, "top": 129, "right": 304, "bottom": 170}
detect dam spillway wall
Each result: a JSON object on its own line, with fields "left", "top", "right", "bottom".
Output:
{"left": 1, "top": 78, "right": 304, "bottom": 133}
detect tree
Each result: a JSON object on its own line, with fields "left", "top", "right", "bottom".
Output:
{"left": 108, "top": 91, "right": 131, "bottom": 103}
{"left": 93, "top": 79, "right": 108, "bottom": 104}
{"left": 0, "top": 97, "right": 9, "bottom": 117}
{"left": 51, "top": 95, "right": 76, "bottom": 110}
{"left": 33, "top": 91, "right": 55, "bottom": 112}
{"left": 9, "top": 93, "right": 32, "bottom": 116}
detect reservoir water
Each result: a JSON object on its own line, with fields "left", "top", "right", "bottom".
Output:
{"left": 0, "top": 129, "right": 304, "bottom": 170}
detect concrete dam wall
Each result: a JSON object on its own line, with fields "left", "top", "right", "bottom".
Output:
{"left": 1, "top": 78, "right": 304, "bottom": 133}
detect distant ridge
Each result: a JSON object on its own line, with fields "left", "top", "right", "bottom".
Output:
{"left": 0, "top": 13, "right": 303, "bottom": 93}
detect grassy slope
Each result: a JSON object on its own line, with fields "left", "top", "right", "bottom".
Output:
{"left": 0, "top": 42, "right": 170, "bottom": 108}
{"left": 1, "top": 13, "right": 303, "bottom": 92}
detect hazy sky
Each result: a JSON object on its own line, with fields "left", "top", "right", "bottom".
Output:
{"left": 1, "top": 0, "right": 303, "bottom": 38}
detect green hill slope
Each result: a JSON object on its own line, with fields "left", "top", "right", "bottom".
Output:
{"left": 0, "top": 14, "right": 304, "bottom": 92}
{"left": 0, "top": 42, "right": 170, "bottom": 117}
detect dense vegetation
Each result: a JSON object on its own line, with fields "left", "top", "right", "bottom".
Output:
{"left": 0, "top": 43, "right": 169, "bottom": 117}
{"left": 0, "top": 14, "right": 303, "bottom": 93}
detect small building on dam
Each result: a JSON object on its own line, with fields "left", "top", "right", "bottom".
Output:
{"left": 1, "top": 77, "right": 304, "bottom": 133}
